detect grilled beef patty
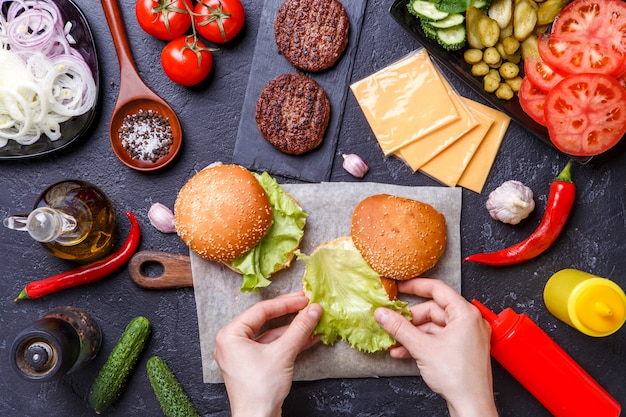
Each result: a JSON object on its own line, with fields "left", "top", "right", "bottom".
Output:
{"left": 274, "top": 0, "right": 350, "bottom": 73}
{"left": 255, "top": 73, "right": 330, "bottom": 155}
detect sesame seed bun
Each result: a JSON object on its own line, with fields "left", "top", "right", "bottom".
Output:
{"left": 174, "top": 164, "right": 272, "bottom": 263}
{"left": 350, "top": 194, "right": 446, "bottom": 280}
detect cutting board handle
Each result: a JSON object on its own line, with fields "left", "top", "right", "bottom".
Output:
{"left": 128, "top": 250, "right": 193, "bottom": 289}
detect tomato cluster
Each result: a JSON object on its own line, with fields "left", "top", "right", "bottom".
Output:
{"left": 136, "top": 0, "right": 245, "bottom": 86}
{"left": 518, "top": 0, "right": 626, "bottom": 157}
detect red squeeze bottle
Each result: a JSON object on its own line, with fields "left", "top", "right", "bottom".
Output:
{"left": 471, "top": 299, "right": 621, "bottom": 417}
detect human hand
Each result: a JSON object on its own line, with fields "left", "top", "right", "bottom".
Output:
{"left": 374, "top": 278, "right": 498, "bottom": 417}
{"left": 213, "top": 292, "right": 322, "bottom": 417}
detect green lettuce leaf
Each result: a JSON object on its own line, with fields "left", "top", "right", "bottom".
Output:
{"left": 230, "top": 172, "right": 307, "bottom": 292}
{"left": 435, "top": 0, "right": 472, "bottom": 13}
{"left": 298, "top": 244, "right": 412, "bottom": 353}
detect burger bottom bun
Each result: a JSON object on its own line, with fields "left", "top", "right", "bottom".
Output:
{"left": 351, "top": 194, "right": 447, "bottom": 281}
{"left": 174, "top": 164, "right": 273, "bottom": 263}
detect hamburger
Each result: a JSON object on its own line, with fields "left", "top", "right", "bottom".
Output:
{"left": 298, "top": 194, "right": 447, "bottom": 352}
{"left": 174, "top": 164, "right": 307, "bottom": 292}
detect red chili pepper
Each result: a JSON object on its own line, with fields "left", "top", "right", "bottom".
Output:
{"left": 464, "top": 161, "right": 575, "bottom": 266}
{"left": 15, "top": 211, "right": 141, "bottom": 301}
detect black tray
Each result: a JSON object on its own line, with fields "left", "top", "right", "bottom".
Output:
{"left": 389, "top": 0, "right": 557, "bottom": 151}
{"left": 0, "top": 0, "right": 99, "bottom": 159}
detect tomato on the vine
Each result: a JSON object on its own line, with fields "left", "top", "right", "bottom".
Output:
{"left": 194, "top": 0, "right": 245, "bottom": 44}
{"left": 544, "top": 73, "right": 626, "bottom": 156}
{"left": 136, "top": 0, "right": 192, "bottom": 41}
{"left": 161, "top": 36, "right": 213, "bottom": 86}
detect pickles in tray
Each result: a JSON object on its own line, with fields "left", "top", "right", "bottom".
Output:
{"left": 407, "top": 0, "right": 569, "bottom": 101}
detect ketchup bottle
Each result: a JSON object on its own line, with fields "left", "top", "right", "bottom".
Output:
{"left": 472, "top": 299, "right": 621, "bottom": 417}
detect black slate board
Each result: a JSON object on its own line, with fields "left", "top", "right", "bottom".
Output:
{"left": 233, "top": 0, "right": 367, "bottom": 182}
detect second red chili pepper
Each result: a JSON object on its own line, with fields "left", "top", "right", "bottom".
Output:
{"left": 14, "top": 211, "right": 141, "bottom": 301}
{"left": 464, "top": 160, "right": 575, "bottom": 266}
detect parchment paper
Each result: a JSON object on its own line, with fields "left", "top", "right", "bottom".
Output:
{"left": 232, "top": 0, "right": 367, "bottom": 182}
{"left": 192, "top": 183, "right": 462, "bottom": 383}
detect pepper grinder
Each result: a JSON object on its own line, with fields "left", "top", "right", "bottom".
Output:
{"left": 11, "top": 306, "right": 102, "bottom": 382}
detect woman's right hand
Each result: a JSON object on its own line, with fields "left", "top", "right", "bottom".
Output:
{"left": 374, "top": 278, "right": 498, "bottom": 417}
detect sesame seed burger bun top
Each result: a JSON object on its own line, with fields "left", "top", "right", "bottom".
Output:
{"left": 174, "top": 164, "right": 272, "bottom": 263}
{"left": 350, "top": 194, "right": 447, "bottom": 281}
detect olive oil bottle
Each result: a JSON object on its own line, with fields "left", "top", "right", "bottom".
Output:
{"left": 4, "top": 180, "right": 116, "bottom": 263}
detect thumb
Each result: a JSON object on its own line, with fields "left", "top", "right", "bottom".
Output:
{"left": 278, "top": 303, "right": 322, "bottom": 354}
{"left": 374, "top": 307, "right": 421, "bottom": 348}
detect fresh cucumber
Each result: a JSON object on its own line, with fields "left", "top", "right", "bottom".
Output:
{"left": 436, "top": 24, "right": 467, "bottom": 50}
{"left": 409, "top": 0, "right": 449, "bottom": 20}
{"left": 421, "top": 20, "right": 466, "bottom": 51}
{"left": 428, "top": 13, "right": 465, "bottom": 28}
{"left": 420, "top": 19, "right": 439, "bottom": 40}
{"left": 147, "top": 356, "right": 199, "bottom": 417}
{"left": 88, "top": 316, "right": 151, "bottom": 414}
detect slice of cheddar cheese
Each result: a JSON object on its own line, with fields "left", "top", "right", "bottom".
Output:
{"left": 394, "top": 73, "right": 479, "bottom": 171}
{"left": 350, "top": 49, "right": 460, "bottom": 155}
{"left": 457, "top": 99, "right": 511, "bottom": 193}
{"left": 418, "top": 105, "right": 494, "bottom": 187}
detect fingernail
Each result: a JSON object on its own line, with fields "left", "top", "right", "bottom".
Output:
{"left": 307, "top": 303, "right": 322, "bottom": 320}
{"left": 374, "top": 308, "right": 388, "bottom": 325}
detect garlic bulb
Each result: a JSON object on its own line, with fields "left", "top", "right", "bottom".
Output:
{"left": 148, "top": 202, "right": 176, "bottom": 233}
{"left": 342, "top": 153, "right": 369, "bottom": 178}
{"left": 486, "top": 180, "right": 535, "bottom": 225}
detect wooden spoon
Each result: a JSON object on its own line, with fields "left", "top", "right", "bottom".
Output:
{"left": 100, "top": 0, "right": 182, "bottom": 172}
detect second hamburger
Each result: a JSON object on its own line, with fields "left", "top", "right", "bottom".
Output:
{"left": 298, "top": 194, "right": 447, "bottom": 352}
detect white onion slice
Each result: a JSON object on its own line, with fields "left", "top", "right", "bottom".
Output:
{"left": 0, "top": 0, "right": 96, "bottom": 146}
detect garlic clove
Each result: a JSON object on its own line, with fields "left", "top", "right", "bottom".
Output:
{"left": 148, "top": 202, "right": 176, "bottom": 233}
{"left": 342, "top": 153, "right": 369, "bottom": 178}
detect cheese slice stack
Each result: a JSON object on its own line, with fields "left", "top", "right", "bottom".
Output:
{"left": 350, "top": 49, "right": 511, "bottom": 193}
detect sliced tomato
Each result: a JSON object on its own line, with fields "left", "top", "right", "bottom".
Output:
{"left": 551, "top": 0, "right": 626, "bottom": 55}
{"left": 544, "top": 73, "right": 626, "bottom": 156}
{"left": 538, "top": 33, "right": 626, "bottom": 76}
{"left": 518, "top": 76, "right": 547, "bottom": 126}
{"left": 523, "top": 55, "right": 564, "bottom": 92}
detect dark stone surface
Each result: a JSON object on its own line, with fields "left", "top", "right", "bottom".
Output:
{"left": 1, "top": 0, "right": 624, "bottom": 416}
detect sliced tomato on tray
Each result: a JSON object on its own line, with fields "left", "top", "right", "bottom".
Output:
{"left": 538, "top": 33, "right": 626, "bottom": 76}
{"left": 519, "top": 76, "right": 548, "bottom": 126}
{"left": 543, "top": 73, "right": 626, "bottom": 156}
{"left": 524, "top": 55, "right": 564, "bottom": 92}
{"left": 551, "top": 0, "right": 626, "bottom": 55}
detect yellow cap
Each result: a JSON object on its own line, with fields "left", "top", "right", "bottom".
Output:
{"left": 570, "top": 278, "right": 626, "bottom": 337}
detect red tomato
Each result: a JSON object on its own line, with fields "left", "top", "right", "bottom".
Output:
{"left": 194, "top": 0, "right": 245, "bottom": 44}
{"left": 544, "top": 73, "right": 626, "bottom": 156}
{"left": 161, "top": 36, "right": 213, "bottom": 86}
{"left": 537, "top": 33, "right": 625, "bottom": 76}
{"left": 136, "top": 0, "right": 192, "bottom": 41}
{"left": 523, "top": 55, "right": 564, "bottom": 92}
{"left": 518, "top": 76, "right": 547, "bottom": 126}
{"left": 551, "top": 0, "right": 626, "bottom": 55}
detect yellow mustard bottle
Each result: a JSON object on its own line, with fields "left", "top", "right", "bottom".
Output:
{"left": 544, "top": 269, "right": 626, "bottom": 337}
